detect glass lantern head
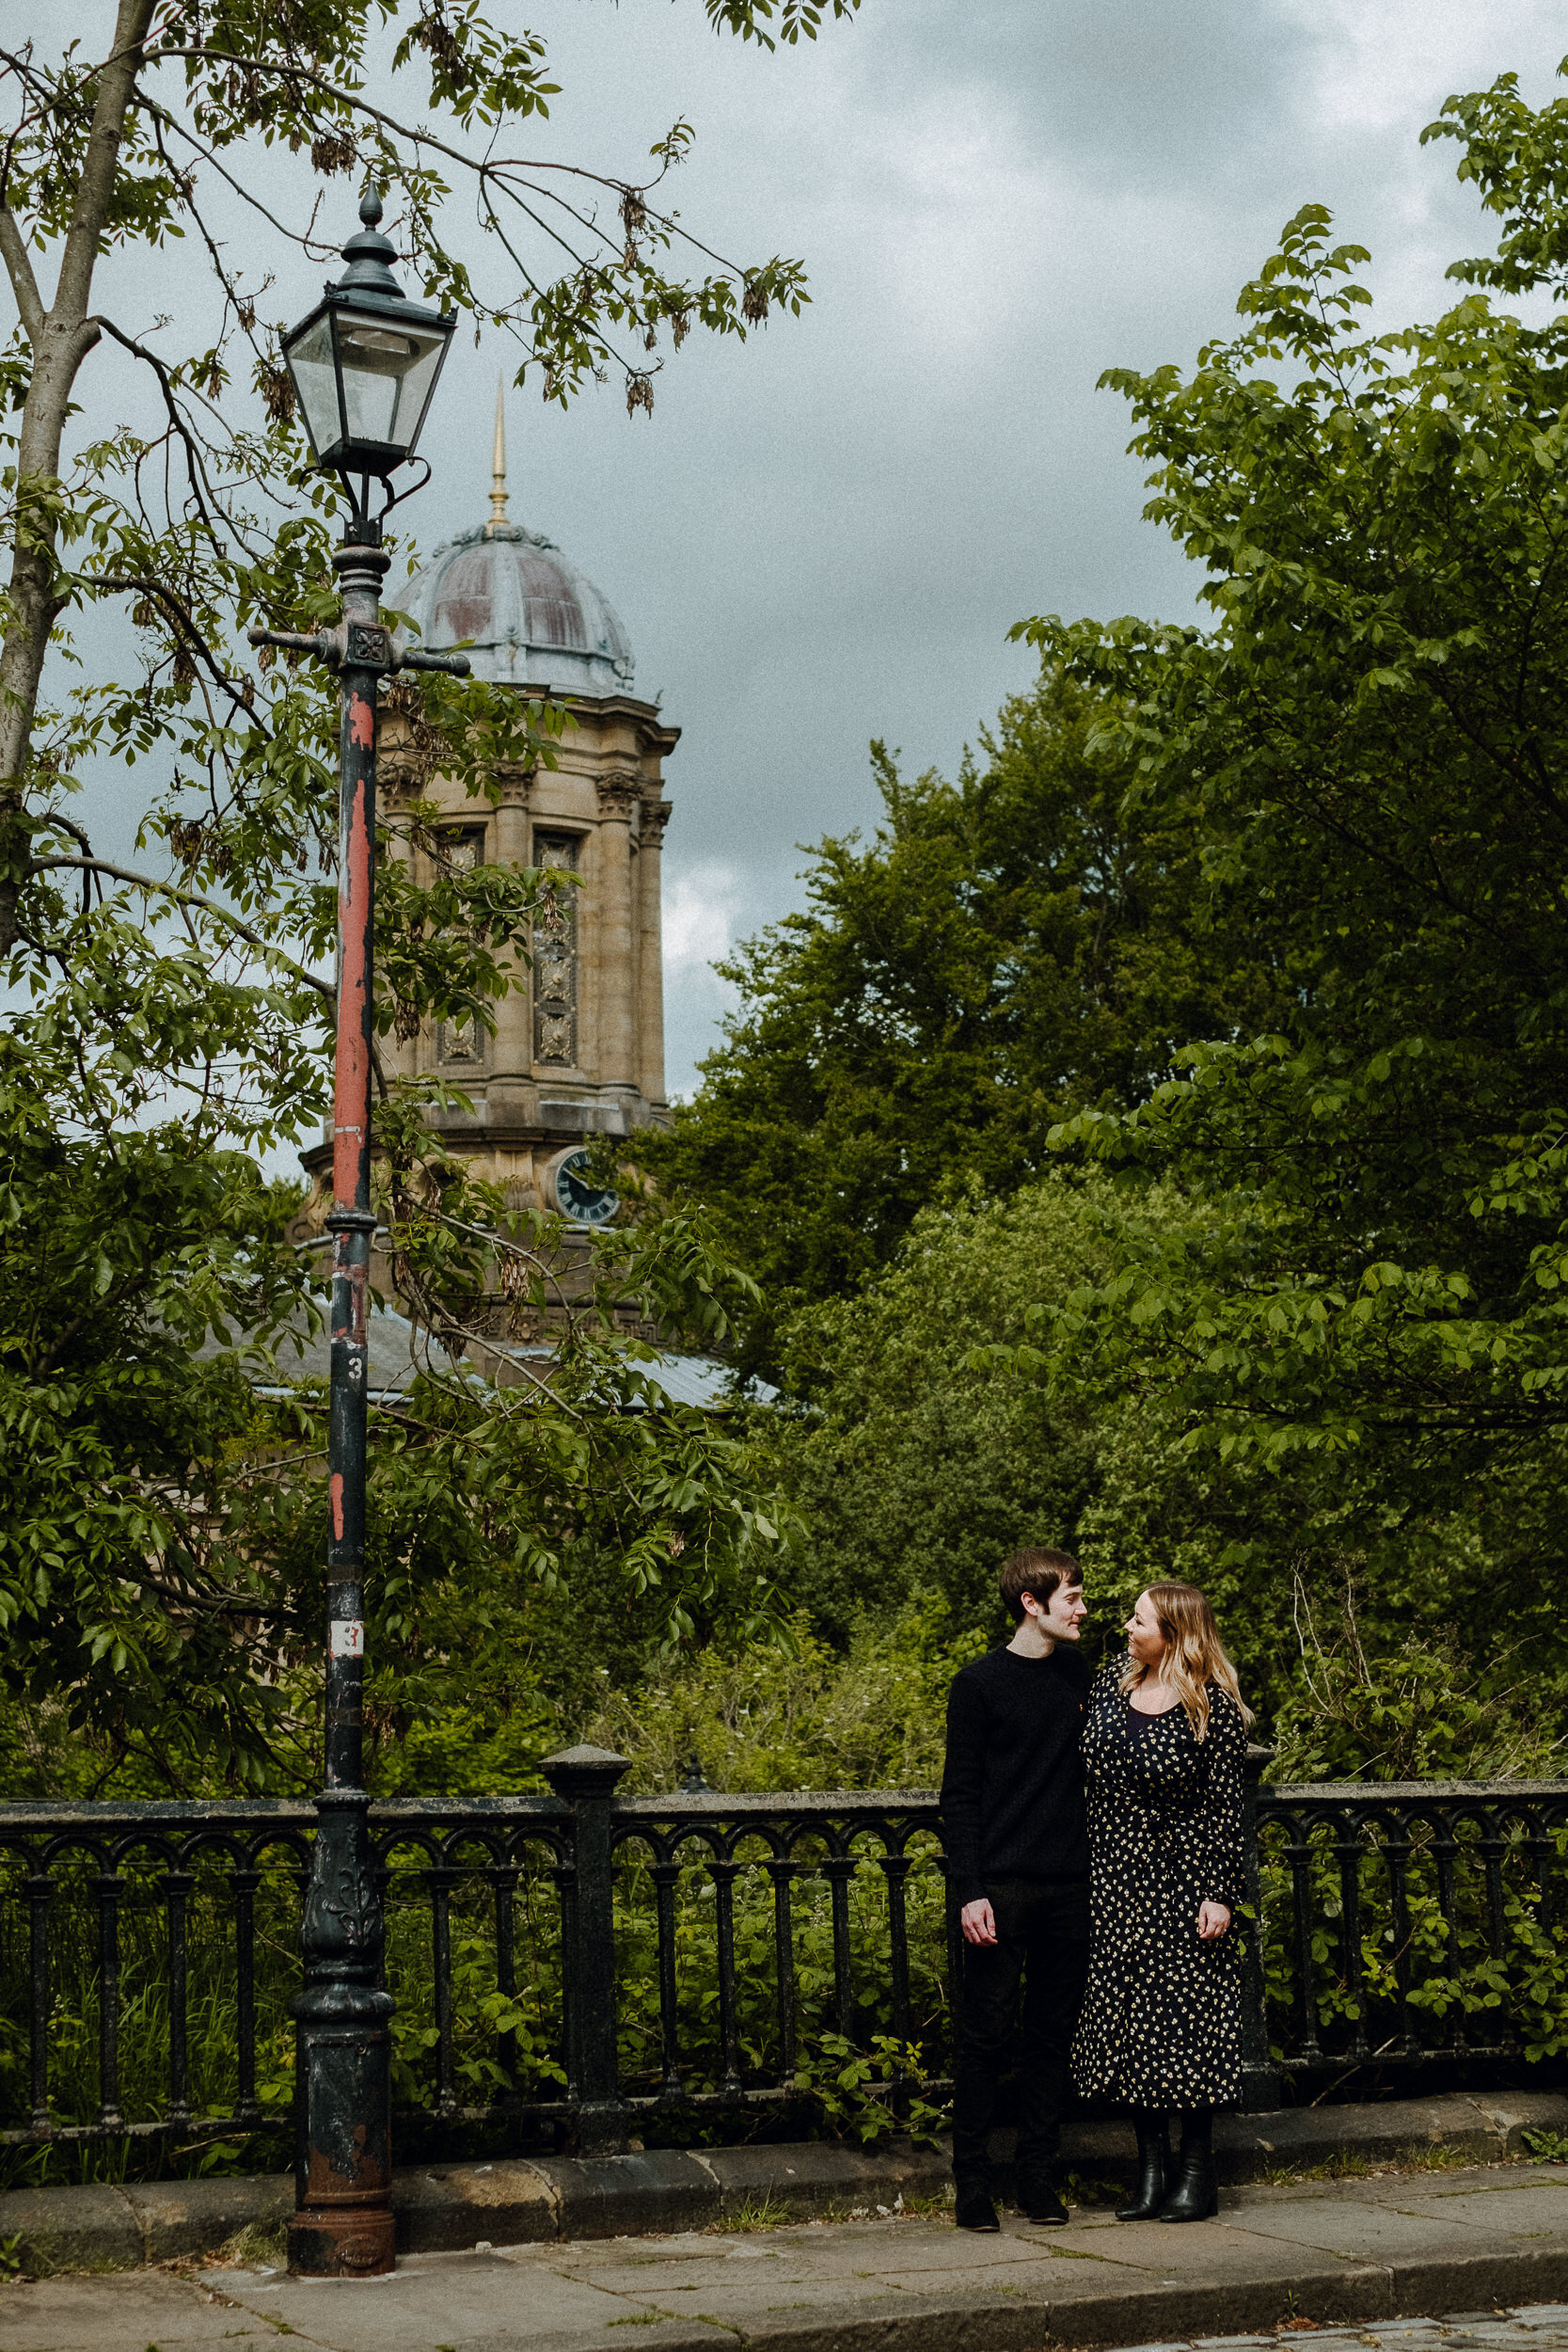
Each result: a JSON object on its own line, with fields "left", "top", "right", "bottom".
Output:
{"left": 282, "top": 190, "right": 455, "bottom": 484}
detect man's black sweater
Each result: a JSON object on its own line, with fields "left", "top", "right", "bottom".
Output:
{"left": 940, "top": 1643, "right": 1091, "bottom": 1907}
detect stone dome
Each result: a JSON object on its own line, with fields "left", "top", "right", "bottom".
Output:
{"left": 397, "top": 518, "right": 636, "bottom": 698}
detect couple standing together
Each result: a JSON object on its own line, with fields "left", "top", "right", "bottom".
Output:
{"left": 940, "top": 1546, "right": 1253, "bottom": 2233}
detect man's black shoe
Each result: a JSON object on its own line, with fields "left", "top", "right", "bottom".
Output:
{"left": 955, "top": 2184, "right": 1002, "bottom": 2232}
{"left": 1019, "top": 2177, "right": 1069, "bottom": 2226}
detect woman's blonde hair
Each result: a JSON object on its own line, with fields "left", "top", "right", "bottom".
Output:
{"left": 1120, "top": 1580, "right": 1255, "bottom": 1742}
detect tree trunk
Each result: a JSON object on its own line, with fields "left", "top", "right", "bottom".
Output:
{"left": 0, "top": 0, "right": 155, "bottom": 951}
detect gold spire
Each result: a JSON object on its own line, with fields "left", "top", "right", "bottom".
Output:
{"left": 486, "top": 373, "right": 509, "bottom": 534}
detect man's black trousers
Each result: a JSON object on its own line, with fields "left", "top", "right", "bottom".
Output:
{"left": 951, "top": 1877, "right": 1091, "bottom": 2187}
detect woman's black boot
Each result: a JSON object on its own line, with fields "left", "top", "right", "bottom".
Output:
{"left": 1160, "top": 2107, "right": 1218, "bottom": 2222}
{"left": 1116, "top": 2112, "right": 1169, "bottom": 2221}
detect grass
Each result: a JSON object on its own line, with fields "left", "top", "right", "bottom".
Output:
{"left": 219, "top": 2221, "right": 290, "bottom": 2272}
{"left": 1063, "top": 2171, "right": 1128, "bottom": 2208}
{"left": 709, "top": 2185, "right": 951, "bottom": 2233}
{"left": 710, "top": 2194, "right": 792, "bottom": 2233}
{"left": 895, "top": 2187, "right": 954, "bottom": 2218}
{"left": 1253, "top": 2152, "right": 1379, "bottom": 2186}
{"left": 1253, "top": 2139, "right": 1475, "bottom": 2188}
{"left": 1392, "top": 2139, "right": 1468, "bottom": 2172}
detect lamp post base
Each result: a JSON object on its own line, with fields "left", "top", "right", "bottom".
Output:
{"left": 289, "top": 1789, "right": 397, "bottom": 2277}
{"left": 287, "top": 2201, "right": 397, "bottom": 2278}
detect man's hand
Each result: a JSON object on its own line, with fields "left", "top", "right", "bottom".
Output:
{"left": 1196, "top": 1900, "right": 1231, "bottom": 1941}
{"left": 961, "top": 1899, "right": 998, "bottom": 1947}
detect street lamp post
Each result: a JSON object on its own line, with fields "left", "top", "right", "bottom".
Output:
{"left": 250, "top": 189, "right": 467, "bottom": 2280}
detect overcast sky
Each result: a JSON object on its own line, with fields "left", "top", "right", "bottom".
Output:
{"left": 30, "top": 1, "right": 1568, "bottom": 1100}
{"left": 439, "top": 0, "right": 1568, "bottom": 1094}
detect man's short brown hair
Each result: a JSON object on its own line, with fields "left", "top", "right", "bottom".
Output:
{"left": 999, "top": 1546, "right": 1082, "bottom": 1624}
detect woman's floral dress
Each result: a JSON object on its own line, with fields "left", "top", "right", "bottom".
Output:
{"left": 1070, "top": 1658, "right": 1247, "bottom": 2108}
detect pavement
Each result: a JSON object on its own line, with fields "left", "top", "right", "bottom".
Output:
{"left": 4, "top": 2157, "right": 1568, "bottom": 2352}
{"left": 8, "top": 2093, "right": 1565, "bottom": 2275}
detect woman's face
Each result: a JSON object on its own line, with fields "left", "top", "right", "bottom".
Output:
{"left": 1125, "top": 1590, "right": 1167, "bottom": 1669}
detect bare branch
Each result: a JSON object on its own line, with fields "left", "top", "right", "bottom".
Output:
{"left": 87, "top": 569, "right": 256, "bottom": 714}
{"left": 30, "top": 804, "right": 91, "bottom": 852}
{"left": 132, "top": 82, "right": 334, "bottom": 252}
{"left": 86, "top": 322, "right": 264, "bottom": 558}
{"left": 142, "top": 50, "right": 748, "bottom": 278}
{"left": 33, "top": 855, "right": 335, "bottom": 1002}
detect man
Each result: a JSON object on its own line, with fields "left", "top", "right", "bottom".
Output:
{"left": 940, "top": 1546, "right": 1091, "bottom": 2232}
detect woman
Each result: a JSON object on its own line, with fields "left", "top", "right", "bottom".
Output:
{"left": 1070, "top": 1581, "right": 1254, "bottom": 2224}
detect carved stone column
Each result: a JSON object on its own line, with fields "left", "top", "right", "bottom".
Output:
{"left": 594, "top": 772, "right": 641, "bottom": 1104}
{"left": 638, "top": 799, "right": 672, "bottom": 1116}
{"left": 488, "top": 762, "right": 535, "bottom": 1114}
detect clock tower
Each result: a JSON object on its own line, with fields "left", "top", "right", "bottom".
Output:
{"left": 297, "top": 386, "right": 677, "bottom": 1238}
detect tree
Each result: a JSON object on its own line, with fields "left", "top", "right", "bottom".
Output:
{"left": 640, "top": 666, "right": 1288, "bottom": 1373}
{"left": 762, "top": 1176, "right": 1116, "bottom": 1645}
{"left": 0, "top": 0, "right": 858, "bottom": 1781}
{"left": 732, "top": 1170, "right": 1356, "bottom": 1724}
{"left": 985, "top": 65, "right": 1568, "bottom": 1674}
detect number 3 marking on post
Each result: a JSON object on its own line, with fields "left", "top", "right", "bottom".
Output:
{"left": 330, "top": 1619, "right": 365, "bottom": 1658}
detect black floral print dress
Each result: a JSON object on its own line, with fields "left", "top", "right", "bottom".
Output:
{"left": 1070, "top": 1658, "right": 1247, "bottom": 2109}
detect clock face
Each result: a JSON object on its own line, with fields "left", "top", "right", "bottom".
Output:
{"left": 553, "top": 1148, "right": 618, "bottom": 1226}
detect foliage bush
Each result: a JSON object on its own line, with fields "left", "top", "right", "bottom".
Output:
{"left": 583, "top": 1611, "right": 976, "bottom": 1793}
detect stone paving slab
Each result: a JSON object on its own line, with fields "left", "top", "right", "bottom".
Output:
{"left": 1378, "top": 2187, "right": 1568, "bottom": 2233}
{"left": 0, "top": 2268, "right": 250, "bottom": 2351}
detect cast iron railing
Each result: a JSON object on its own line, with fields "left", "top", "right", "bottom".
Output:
{"left": 0, "top": 1749, "right": 1561, "bottom": 2157}
{"left": 1254, "top": 1779, "right": 1568, "bottom": 2085}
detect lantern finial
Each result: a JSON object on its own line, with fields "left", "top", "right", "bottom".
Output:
{"left": 334, "top": 187, "right": 402, "bottom": 298}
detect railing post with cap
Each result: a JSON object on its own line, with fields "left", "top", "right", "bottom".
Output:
{"left": 542, "top": 1743, "right": 632, "bottom": 2154}
{"left": 1239, "top": 1742, "right": 1280, "bottom": 2111}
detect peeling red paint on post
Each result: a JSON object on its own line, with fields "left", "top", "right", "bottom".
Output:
{"left": 332, "top": 771, "right": 373, "bottom": 1203}
{"left": 290, "top": 532, "right": 402, "bottom": 2282}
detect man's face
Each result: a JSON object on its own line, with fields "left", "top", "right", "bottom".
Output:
{"left": 1035, "top": 1579, "right": 1087, "bottom": 1642}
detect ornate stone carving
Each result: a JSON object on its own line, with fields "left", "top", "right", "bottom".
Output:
{"left": 375, "top": 743, "right": 425, "bottom": 797}
{"left": 442, "top": 827, "right": 484, "bottom": 875}
{"left": 640, "top": 799, "right": 673, "bottom": 844}
{"left": 437, "top": 1013, "right": 482, "bottom": 1063}
{"left": 492, "top": 758, "right": 535, "bottom": 803}
{"left": 536, "top": 951, "right": 573, "bottom": 1004}
{"left": 436, "top": 828, "right": 486, "bottom": 1065}
{"left": 532, "top": 829, "right": 578, "bottom": 1071}
{"left": 595, "top": 771, "right": 641, "bottom": 821}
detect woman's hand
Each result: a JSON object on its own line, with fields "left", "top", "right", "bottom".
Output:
{"left": 1196, "top": 1900, "right": 1231, "bottom": 1941}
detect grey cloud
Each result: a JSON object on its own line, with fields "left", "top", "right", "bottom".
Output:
{"left": 35, "top": 1, "right": 1568, "bottom": 1103}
